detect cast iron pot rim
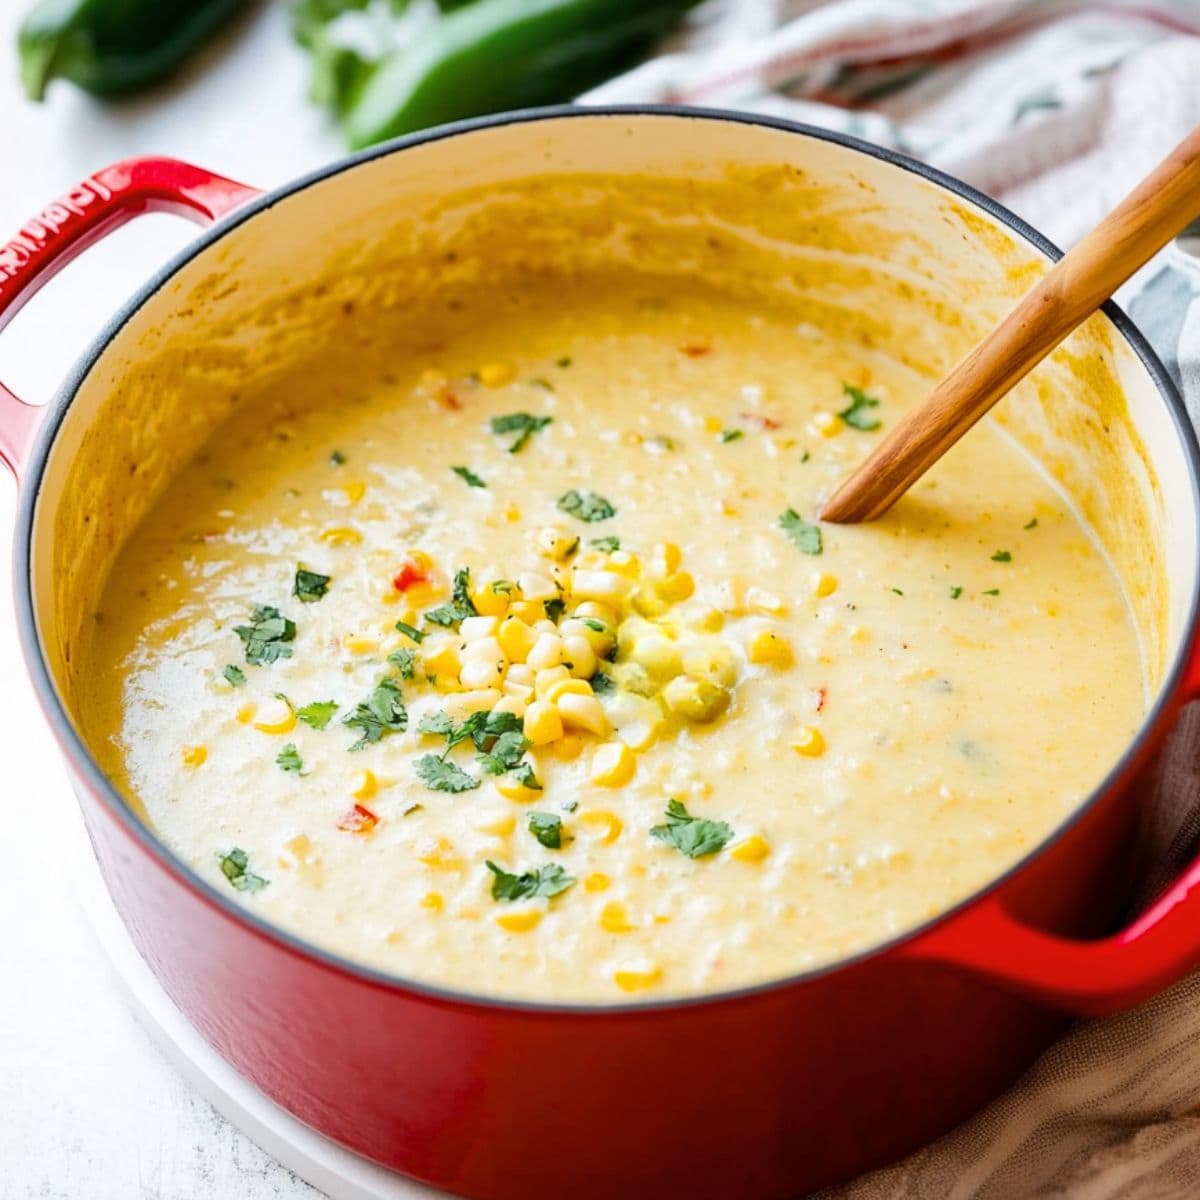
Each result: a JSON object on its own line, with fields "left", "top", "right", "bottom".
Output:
{"left": 14, "top": 104, "right": 1200, "bottom": 1017}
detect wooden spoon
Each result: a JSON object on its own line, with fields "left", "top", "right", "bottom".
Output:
{"left": 820, "top": 125, "right": 1200, "bottom": 524}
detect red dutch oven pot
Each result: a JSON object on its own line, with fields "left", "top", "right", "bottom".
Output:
{"left": 6, "top": 108, "right": 1200, "bottom": 1199}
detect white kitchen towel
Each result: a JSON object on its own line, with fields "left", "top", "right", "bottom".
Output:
{"left": 587, "top": 3, "right": 1200, "bottom": 1197}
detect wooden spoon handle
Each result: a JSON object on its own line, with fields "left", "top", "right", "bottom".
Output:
{"left": 821, "top": 124, "right": 1200, "bottom": 524}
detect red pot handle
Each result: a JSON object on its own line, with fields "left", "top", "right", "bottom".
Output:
{"left": 900, "top": 648, "right": 1200, "bottom": 1016}
{"left": 0, "top": 157, "right": 260, "bottom": 481}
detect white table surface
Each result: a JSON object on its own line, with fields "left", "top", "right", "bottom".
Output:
{"left": 0, "top": 4, "right": 344, "bottom": 1196}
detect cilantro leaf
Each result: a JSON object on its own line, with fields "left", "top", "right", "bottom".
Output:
{"left": 218, "top": 847, "right": 267, "bottom": 893}
{"left": 528, "top": 812, "right": 563, "bottom": 849}
{"left": 838, "top": 382, "right": 882, "bottom": 431}
{"left": 388, "top": 648, "right": 417, "bottom": 679}
{"left": 393, "top": 620, "right": 423, "bottom": 644}
{"left": 223, "top": 665, "right": 246, "bottom": 687}
{"left": 343, "top": 678, "right": 407, "bottom": 751}
{"left": 557, "top": 489, "right": 615, "bottom": 523}
{"left": 949, "top": 586, "right": 963, "bottom": 599}
{"left": 234, "top": 604, "right": 296, "bottom": 666}
{"left": 329, "top": 450, "right": 346, "bottom": 466}
{"left": 588, "top": 669, "right": 615, "bottom": 694}
{"left": 490, "top": 412, "right": 553, "bottom": 453}
{"left": 451, "top": 465, "right": 487, "bottom": 488}
{"left": 545, "top": 597, "right": 565, "bottom": 623}
{"left": 720, "top": 429, "right": 744, "bottom": 443}
{"left": 293, "top": 567, "right": 331, "bottom": 603}
{"left": 779, "top": 509, "right": 823, "bottom": 555}
{"left": 511, "top": 760, "right": 542, "bottom": 790}
{"left": 296, "top": 700, "right": 338, "bottom": 730}
{"left": 486, "top": 860, "right": 575, "bottom": 901}
{"left": 276, "top": 743, "right": 304, "bottom": 773}
{"left": 415, "top": 754, "right": 479, "bottom": 793}
{"left": 424, "top": 566, "right": 478, "bottom": 627}
{"left": 589, "top": 536, "right": 620, "bottom": 553}
{"left": 650, "top": 798, "right": 733, "bottom": 859}
{"left": 1024, "top": 517, "right": 1039, "bottom": 530}
{"left": 991, "top": 550, "right": 1012, "bottom": 563}
{"left": 477, "top": 730, "right": 529, "bottom": 775}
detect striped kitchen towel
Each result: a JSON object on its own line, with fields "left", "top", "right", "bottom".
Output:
{"left": 589, "top": 3, "right": 1200, "bottom": 1197}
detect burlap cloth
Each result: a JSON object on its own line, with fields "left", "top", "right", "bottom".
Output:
{"left": 587, "top": 2, "right": 1200, "bottom": 1194}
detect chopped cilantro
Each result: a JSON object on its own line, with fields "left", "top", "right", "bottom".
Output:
{"left": 388, "top": 648, "right": 417, "bottom": 679}
{"left": 276, "top": 744, "right": 304, "bottom": 773}
{"left": 403, "top": 803, "right": 423, "bottom": 816}
{"left": 650, "top": 798, "right": 733, "bottom": 859}
{"left": 589, "top": 536, "right": 620, "bottom": 553}
{"left": 891, "top": 588, "right": 904, "bottom": 596}
{"left": 949, "top": 586, "right": 963, "bottom": 599}
{"left": 838, "top": 382, "right": 882, "bottom": 431}
{"left": 580, "top": 617, "right": 607, "bottom": 633}
{"left": 296, "top": 700, "right": 338, "bottom": 730}
{"left": 424, "top": 566, "right": 478, "bottom": 627}
{"left": 588, "top": 669, "right": 615, "bottom": 694}
{"left": 293, "top": 567, "right": 331, "bottom": 603}
{"left": 330, "top": 450, "right": 346, "bottom": 466}
{"left": 528, "top": 812, "right": 563, "bottom": 849}
{"left": 511, "top": 760, "right": 542, "bottom": 790}
{"left": 223, "top": 665, "right": 246, "bottom": 687}
{"left": 394, "top": 620, "right": 424, "bottom": 644}
{"left": 1025, "top": 517, "right": 1039, "bottom": 530}
{"left": 800, "top": 450, "right": 811, "bottom": 463}
{"left": 490, "top": 412, "right": 553, "bottom": 453}
{"left": 531, "top": 378, "right": 554, "bottom": 392}
{"left": 983, "top": 588, "right": 1001, "bottom": 596}
{"left": 234, "top": 604, "right": 296, "bottom": 666}
{"left": 779, "top": 509, "right": 823, "bottom": 555}
{"left": 545, "top": 597, "right": 565, "bottom": 623}
{"left": 486, "top": 860, "right": 575, "bottom": 902}
{"left": 476, "top": 730, "right": 529, "bottom": 776}
{"left": 218, "top": 848, "right": 267, "bottom": 893}
{"left": 451, "top": 465, "right": 487, "bottom": 489}
{"left": 991, "top": 550, "right": 1012, "bottom": 562}
{"left": 558, "top": 489, "right": 615, "bottom": 523}
{"left": 720, "top": 429, "right": 744, "bottom": 443}
{"left": 489, "top": 580, "right": 516, "bottom": 596}
{"left": 415, "top": 754, "right": 479, "bottom": 793}
{"left": 560, "top": 799, "right": 579, "bottom": 813}
{"left": 555, "top": 356, "right": 572, "bottom": 368}
{"left": 343, "top": 678, "right": 407, "bottom": 751}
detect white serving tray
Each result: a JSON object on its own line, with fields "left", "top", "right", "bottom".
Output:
{"left": 73, "top": 821, "right": 449, "bottom": 1200}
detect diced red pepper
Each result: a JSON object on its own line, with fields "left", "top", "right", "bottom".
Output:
{"left": 813, "top": 686, "right": 828, "bottom": 713}
{"left": 338, "top": 804, "right": 379, "bottom": 834}
{"left": 679, "top": 342, "right": 711, "bottom": 358}
{"left": 393, "top": 555, "right": 430, "bottom": 593}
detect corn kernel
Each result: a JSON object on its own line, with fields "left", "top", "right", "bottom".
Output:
{"left": 652, "top": 542, "right": 683, "bottom": 576}
{"left": 629, "top": 632, "right": 682, "bottom": 680}
{"left": 599, "top": 901, "right": 635, "bottom": 934}
{"left": 580, "top": 810, "right": 623, "bottom": 845}
{"left": 546, "top": 677, "right": 592, "bottom": 704}
{"left": 419, "top": 892, "right": 444, "bottom": 912}
{"left": 236, "top": 702, "right": 256, "bottom": 725}
{"left": 703, "top": 416, "right": 722, "bottom": 433}
{"left": 478, "top": 361, "right": 515, "bottom": 388}
{"left": 791, "top": 726, "right": 826, "bottom": 757}
{"left": 422, "top": 640, "right": 462, "bottom": 678}
{"left": 254, "top": 696, "right": 296, "bottom": 735}
{"left": 561, "top": 634, "right": 598, "bottom": 679}
{"left": 680, "top": 639, "right": 738, "bottom": 687}
{"left": 614, "top": 964, "right": 662, "bottom": 993}
{"left": 574, "top": 600, "right": 619, "bottom": 625}
{"left": 504, "top": 504, "right": 521, "bottom": 523}
{"left": 416, "top": 836, "right": 461, "bottom": 869}
{"left": 181, "top": 745, "right": 207, "bottom": 768}
{"left": 572, "top": 570, "right": 634, "bottom": 606}
{"left": 746, "top": 587, "right": 787, "bottom": 615}
{"left": 812, "top": 572, "right": 838, "bottom": 598}
{"left": 351, "top": 769, "right": 378, "bottom": 800}
{"left": 605, "top": 550, "right": 641, "bottom": 578}
{"left": 459, "top": 657, "right": 504, "bottom": 691}
{"left": 557, "top": 693, "right": 610, "bottom": 736}
{"left": 748, "top": 629, "right": 793, "bottom": 667}
{"left": 508, "top": 599, "right": 545, "bottom": 623}
{"left": 492, "top": 694, "right": 527, "bottom": 719}
{"left": 524, "top": 700, "right": 564, "bottom": 745}
{"left": 338, "top": 480, "right": 366, "bottom": 504}
{"left": 584, "top": 873, "right": 611, "bottom": 893}
{"left": 460, "top": 615, "right": 499, "bottom": 641}
{"left": 533, "top": 665, "right": 571, "bottom": 697}
{"left": 656, "top": 571, "right": 695, "bottom": 603}
{"left": 506, "top": 662, "right": 536, "bottom": 688}
{"left": 495, "top": 909, "right": 542, "bottom": 933}
{"left": 631, "top": 586, "right": 669, "bottom": 618}
{"left": 662, "top": 676, "right": 730, "bottom": 724}
{"left": 472, "top": 584, "right": 511, "bottom": 618}
{"left": 590, "top": 742, "right": 635, "bottom": 787}
{"left": 730, "top": 834, "right": 771, "bottom": 863}
{"left": 813, "top": 411, "right": 841, "bottom": 437}
{"left": 527, "top": 632, "right": 565, "bottom": 670}
{"left": 687, "top": 605, "right": 725, "bottom": 632}
{"left": 533, "top": 527, "right": 579, "bottom": 561}
{"left": 498, "top": 616, "right": 538, "bottom": 663}
{"left": 344, "top": 633, "right": 379, "bottom": 655}
{"left": 496, "top": 774, "right": 542, "bottom": 802}
{"left": 319, "top": 525, "right": 362, "bottom": 545}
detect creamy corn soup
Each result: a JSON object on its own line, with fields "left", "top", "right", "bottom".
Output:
{"left": 80, "top": 280, "right": 1145, "bottom": 1001}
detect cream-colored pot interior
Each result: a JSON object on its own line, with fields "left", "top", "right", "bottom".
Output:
{"left": 31, "top": 111, "right": 1197, "bottom": 804}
